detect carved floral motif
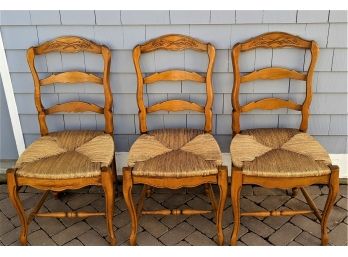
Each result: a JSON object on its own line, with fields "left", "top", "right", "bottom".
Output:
{"left": 45, "top": 38, "right": 94, "bottom": 52}
{"left": 248, "top": 35, "right": 302, "bottom": 48}
{"left": 151, "top": 38, "right": 199, "bottom": 50}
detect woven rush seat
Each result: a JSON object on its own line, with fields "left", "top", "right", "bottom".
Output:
{"left": 15, "top": 131, "right": 115, "bottom": 179}
{"left": 128, "top": 128, "right": 222, "bottom": 177}
{"left": 230, "top": 128, "right": 331, "bottom": 177}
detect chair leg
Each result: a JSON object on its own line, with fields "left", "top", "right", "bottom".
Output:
{"left": 6, "top": 169, "right": 28, "bottom": 245}
{"left": 321, "top": 167, "right": 339, "bottom": 246}
{"left": 101, "top": 167, "right": 117, "bottom": 246}
{"left": 230, "top": 168, "right": 243, "bottom": 246}
{"left": 123, "top": 167, "right": 138, "bottom": 246}
{"left": 216, "top": 166, "right": 228, "bottom": 246}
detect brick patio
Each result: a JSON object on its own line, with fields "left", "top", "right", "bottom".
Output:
{"left": 0, "top": 183, "right": 347, "bottom": 246}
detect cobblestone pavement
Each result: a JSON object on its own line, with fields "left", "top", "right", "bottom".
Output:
{"left": 0, "top": 183, "right": 347, "bottom": 246}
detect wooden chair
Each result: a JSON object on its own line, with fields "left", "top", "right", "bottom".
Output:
{"left": 123, "top": 34, "right": 228, "bottom": 245}
{"left": 6, "top": 36, "right": 117, "bottom": 245}
{"left": 229, "top": 32, "right": 339, "bottom": 246}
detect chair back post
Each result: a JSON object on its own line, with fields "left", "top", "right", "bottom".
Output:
{"left": 231, "top": 32, "right": 319, "bottom": 136}
{"left": 132, "top": 34, "right": 216, "bottom": 134}
{"left": 26, "top": 36, "right": 113, "bottom": 136}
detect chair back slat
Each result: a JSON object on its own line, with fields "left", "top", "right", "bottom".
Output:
{"left": 45, "top": 101, "right": 104, "bottom": 115}
{"left": 144, "top": 70, "right": 206, "bottom": 84}
{"left": 240, "top": 67, "right": 306, "bottom": 83}
{"left": 40, "top": 71, "right": 103, "bottom": 86}
{"left": 146, "top": 100, "right": 204, "bottom": 113}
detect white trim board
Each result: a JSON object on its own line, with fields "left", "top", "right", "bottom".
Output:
{"left": 116, "top": 152, "right": 348, "bottom": 178}
{"left": 0, "top": 31, "right": 25, "bottom": 155}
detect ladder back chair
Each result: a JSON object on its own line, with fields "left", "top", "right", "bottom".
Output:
{"left": 230, "top": 32, "right": 339, "bottom": 246}
{"left": 6, "top": 36, "right": 117, "bottom": 245}
{"left": 123, "top": 34, "right": 228, "bottom": 245}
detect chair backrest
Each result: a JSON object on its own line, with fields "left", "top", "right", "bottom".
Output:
{"left": 231, "top": 32, "right": 319, "bottom": 135}
{"left": 132, "top": 34, "right": 216, "bottom": 133}
{"left": 27, "top": 36, "right": 113, "bottom": 136}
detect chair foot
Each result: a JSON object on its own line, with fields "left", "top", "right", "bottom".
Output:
{"left": 101, "top": 167, "right": 117, "bottom": 246}
{"left": 321, "top": 167, "right": 339, "bottom": 246}
{"left": 7, "top": 169, "right": 28, "bottom": 246}
{"left": 230, "top": 168, "right": 243, "bottom": 246}
{"left": 216, "top": 167, "right": 228, "bottom": 246}
{"left": 123, "top": 167, "right": 138, "bottom": 246}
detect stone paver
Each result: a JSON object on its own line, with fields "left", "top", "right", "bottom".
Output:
{"left": 295, "top": 231, "right": 321, "bottom": 245}
{"left": 0, "top": 184, "right": 346, "bottom": 246}
{"left": 290, "top": 215, "right": 321, "bottom": 238}
{"left": 268, "top": 223, "right": 302, "bottom": 245}
{"left": 28, "top": 229, "right": 56, "bottom": 246}
{"left": 160, "top": 213, "right": 188, "bottom": 229}
{"left": 241, "top": 216, "right": 275, "bottom": 238}
{"left": 64, "top": 239, "right": 84, "bottom": 246}
{"left": 328, "top": 206, "right": 347, "bottom": 229}
{"left": 137, "top": 231, "right": 163, "bottom": 246}
{"left": 0, "top": 212, "right": 14, "bottom": 236}
{"left": 67, "top": 194, "right": 100, "bottom": 210}
{"left": 329, "top": 223, "right": 348, "bottom": 246}
{"left": 336, "top": 197, "right": 347, "bottom": 210}
{"left": 260, "top": 196, "right": 291, "bottom": 210}
{"left": 78, "top": 229, "right": 109, "bottom": 246}
{"left": 185, "top": 230, "right": 216, "bottom": 246}
{"left": 186, "top": 215, "right": 216, "bottom": 238}
{"left": 159, "top": 222, "right": 195, "bottom": 245}
{"left": 340, "top": 185, "right": 347, "bottom": 198}
{"left": 139, "top": 215, "right": 168, "bottom": 238}
{"left": 241, "top": 232, "right": 271, "bottom": 246}
{"left": 34, "top": 215, "right": 66, "bottom": 236}
{"left": 52, "top": 221, "right": 90, "bottom": 245}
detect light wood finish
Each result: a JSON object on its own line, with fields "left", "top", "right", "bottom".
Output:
{"left": 239, "top": 32, "right": 312, "bottom": 50}
{"left": 240, "top": 67, "right": 306, "bottom": 83}
{"left": 300, "top": 187, "right": 322, "bottom": 221}
{"left": 125, "top": 34, "right": 226, "bottom": 246}
{"left": 35, "top": 212, "right": 105, "bottom": 218}
{"left": 123, "top": 166, "right": 228, "bottom": 246}
{"left": 28, "top": 191, "right": 50, "bottom": 223}
{"left": 139, "top": 34, "right": 208, "bottom": 53}
{"left": 241, "top": 210, "right": 314, "bottom": 217}
{"left": 205, "top": 183, "right": 218, "bottom": 213}
{"left": 7, "top": 37, "right": 117, "bottom": 246}
{"left": 231, "top": 32, "right": 319, "bottom": 134}
{"left": 144, "top": 70, "right": 205, "bottom": 84}
{"left": 133, "top": 34, "right": 215, "bottom": 134}
{"left": 240, "top": 98, "right": 302, "bottom": 112}
{"left": 146, "top": 100, "right": 204, "bottom": 113}
{"left": 33, "top": 36, "right": 103, "bottom": 54}
{"left": 230, "top": 32, "right": 339, "bottom": 246}
{"left": 142, "top": 209, "right": 212, "bottom": 215}
{"left": 40, "top": 71, "right": 103, "bottom": 85}
{"left": 45, "top": 101, "right": 104, "bottom": 115}
{"left": 27, "top": 37, "right": 113, "bottom": 135}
